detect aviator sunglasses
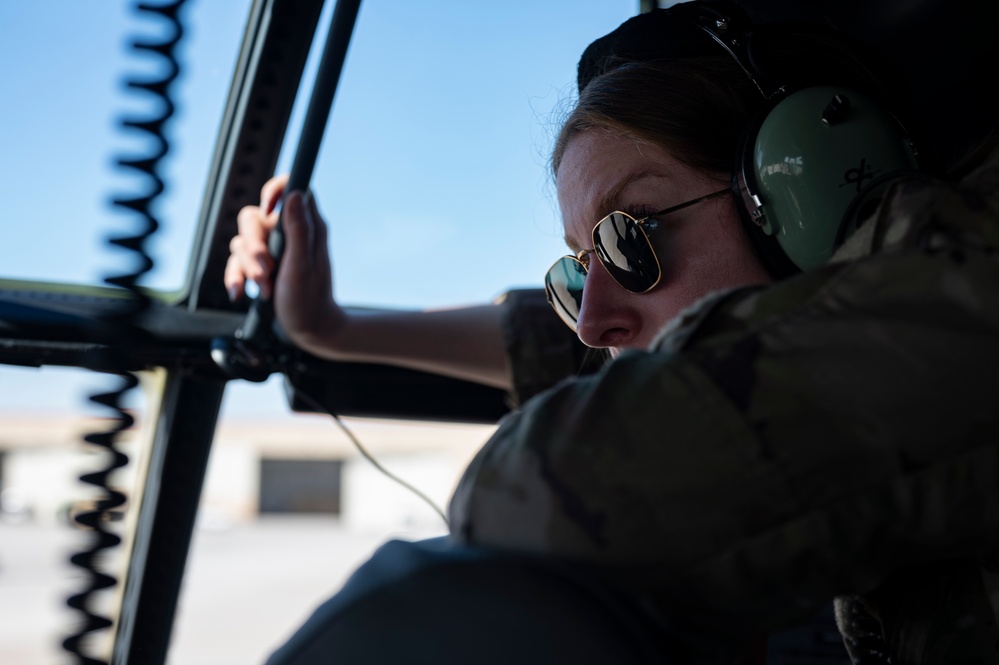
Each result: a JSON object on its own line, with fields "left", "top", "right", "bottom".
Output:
{"left": 544, "top": 187, "right": 730, "bottom": 331}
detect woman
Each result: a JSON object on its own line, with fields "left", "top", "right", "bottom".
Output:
{"left": 229, "top": 3, "right": 999, "bottom": 663}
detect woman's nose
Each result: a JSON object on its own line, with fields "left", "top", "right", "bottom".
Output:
{"left": 574, "top": 260, "right": 640, "bottom": 349}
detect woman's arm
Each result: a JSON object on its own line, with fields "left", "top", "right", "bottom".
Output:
{"left": 307, "top": 304, "right": 511, "bottom": 391}
{"left": 224, "top": 175, "right": 512, "bottom": 391}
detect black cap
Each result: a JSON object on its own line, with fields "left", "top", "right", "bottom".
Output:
{"left": 576, "top": 1, "right": 754, "bottom": 94}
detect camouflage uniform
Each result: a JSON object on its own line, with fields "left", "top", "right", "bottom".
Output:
{"left": 450, "top": 145, "right": 999, "bottom": 663}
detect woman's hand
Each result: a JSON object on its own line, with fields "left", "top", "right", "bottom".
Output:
{"left": 224, "top": 175, "right": 347, "bottom": 354}
{"left": 224, "top": 175, "right": 511, "bottom": 390}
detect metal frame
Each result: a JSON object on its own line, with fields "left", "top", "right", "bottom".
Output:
{"left": 111, "top": 373, "right": 225, "bottom": 664}
{"left": 0, "top": 0, "right": 990, "bottom": 662}
{"left": 112, "top": 1, "right": 327, "bottom": 662}
{"left": 0, "top": 1, "right": 508, "bottom": 661}
{"left": 187, "top": 0, "right": 327, "bottom": 311}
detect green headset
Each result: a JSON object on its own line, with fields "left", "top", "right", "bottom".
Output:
{"left": 737, "top": 85, "right": 919, "bottom": 274}
{"left": 693, "top": 3, "right": 921, "bottom": 276}
{"left": 578, "top": 1, "right": 923, "bottom": 278}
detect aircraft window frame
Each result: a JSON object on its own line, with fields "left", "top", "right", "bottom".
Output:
{"left": 0, "top": 0, "right": 639, "bottom": 662}
{"left": 0, "top": 1, "right": 255, "bottom": 297}
{"left": 2, "top": 0, "right": 996, "bottom": 662}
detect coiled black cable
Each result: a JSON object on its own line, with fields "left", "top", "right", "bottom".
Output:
{"left": 63, "top": 2, "right": 185, "bottom": 662}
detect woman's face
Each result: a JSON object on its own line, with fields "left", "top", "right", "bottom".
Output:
{"left": 556, "top": 129, "right": 772, "bottom": 354}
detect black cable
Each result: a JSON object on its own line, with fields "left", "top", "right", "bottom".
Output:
{"left": 63, "top": 2, "right": 185, "bottom": 662}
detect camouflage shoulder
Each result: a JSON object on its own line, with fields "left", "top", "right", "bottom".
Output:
{"left": 650, "top": 268, "right": 838, "bottom": 357}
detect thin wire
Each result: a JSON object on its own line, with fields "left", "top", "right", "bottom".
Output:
{"left": 292, "top": 388, "right": 450, "bottom": 529}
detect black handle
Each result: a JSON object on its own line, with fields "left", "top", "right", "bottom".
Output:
{"left": 214, "top": 0, "right": 363, "bottom": 381}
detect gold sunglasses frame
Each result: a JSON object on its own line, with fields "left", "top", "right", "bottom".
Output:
{"left": 544, "top": 187, "right": 731, "bottom": 318}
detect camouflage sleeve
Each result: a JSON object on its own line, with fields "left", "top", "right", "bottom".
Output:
{"left": 450, "top": 147, "right": 999, "bottom": 636}
{"left": 495, "top": 288, "right": 607, "bottom": 407}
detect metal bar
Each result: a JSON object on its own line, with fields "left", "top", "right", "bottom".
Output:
{"left": 234, "top": 0, "right": 363, "bottom": 354}
{"left": 187, "top": 0, "right": 327, "bottom": 311}
{"left": 112, "top": 372, "right": 225, "bottom": 665}
{"left": 108, "top": 1, "right": 331, "bottom": 662}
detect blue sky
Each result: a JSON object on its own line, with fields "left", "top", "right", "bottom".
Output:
{"left": 2, "top": 0, "right": 636, "bottom": 306}
{"left": 0, "top": 0, "right": 638, "bottom": 414}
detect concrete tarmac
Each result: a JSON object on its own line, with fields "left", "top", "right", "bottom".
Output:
{"left": 0, "top": 517, "right": 444, "bottom": 664}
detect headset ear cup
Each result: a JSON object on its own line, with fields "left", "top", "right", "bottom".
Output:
{"left": 735, "top": 86, "right": 919, "bottom": 276}
{"left": 732, "top": 176, "right": 801, "bottom": 280}
{"left": 733, "top": 116, "right": 802, "bottom": 280}
{"left": 835, "top": 170, "right": 914, "bottom": 244}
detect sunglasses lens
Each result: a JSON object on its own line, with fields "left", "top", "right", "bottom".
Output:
{"left": 593, "top": 213, "right": 660, "bottom": 292}
{"left": 544, "top": 256, "right": 586, "bottom": 330}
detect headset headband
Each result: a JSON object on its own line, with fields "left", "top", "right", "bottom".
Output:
{"left": 577, "top": 1, "right": 864, "bottom": 99}
{"left": 577, "top": 2, "right": 762, "bottom": 92}
{"left": 575, "top": 1, "right": 923, "bottom": 277}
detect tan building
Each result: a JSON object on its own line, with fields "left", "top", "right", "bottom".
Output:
{"left": 0, "top": 408, "right": 495, "bottom": 532}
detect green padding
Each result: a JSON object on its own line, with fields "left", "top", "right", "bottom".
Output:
{"left": 753, "top": 86, "right": 917, "bottom": 270}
